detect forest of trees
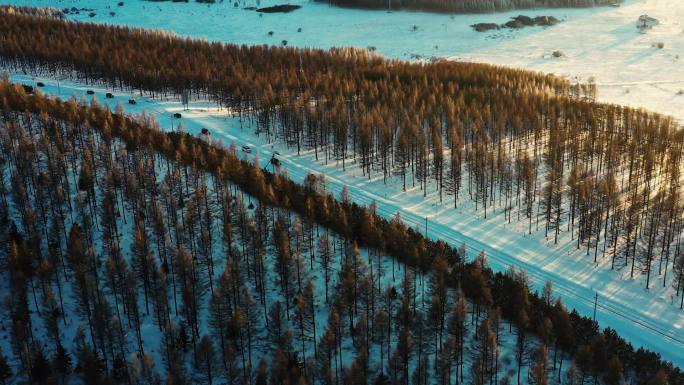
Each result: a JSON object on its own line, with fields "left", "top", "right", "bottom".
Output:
{"left": 0, "top": 5, "right": 64, "bottom": 18}
{"left": 316, "top": 0, "right": 619, "bottom": 14}
{"left": 0, "top": 8, "right": 681, "bottom": 302}
{"left": 0, "top": 79, "right": 680, "bottom": 384}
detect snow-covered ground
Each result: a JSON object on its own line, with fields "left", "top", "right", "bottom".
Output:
{"left": 12, "top": 75, "right": 683, "bottom": 367}
{"left": 4, "top": 0, "right": 684, "bottom": 367}
{"left": 458, "top": 0, "right": 684, "bottom": 125}
{"left": 7, "top": 0, "right": 684, "bottom": 122}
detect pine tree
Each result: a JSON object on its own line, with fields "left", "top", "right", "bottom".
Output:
{"left": 255, "top": 358, "right": 268, "bottom": 385}
{"left": 318, "top": 234, "right": 334, "bottom": 303}
{"left": 196, "top": 335, "right": 216, "bottom": 385}
{"left": 647, "top": 369, "right": 669, "bottom": 385}
{"left": 131, "top": 217, "right": 155, "bottom": 316}
{"left": 52, "top": 343, "right": 72, "bottom": 385}
{"left": 529, "top": 345, "right": 548, "bottom": 385}
{"left": 448, "top": 290, "right": 467, "bottom": 384}
{"left": 515, "top": 309, "right": 529, "bottom": 385}
{"left": 268, "top": 300, "right": 293, "bottom": 353}
{"left": 78, "top": 344, "right": 104, "bottom": 385}
{"left": 110, "top": 355, "right": 129, "bottom": 384}
{"left": 603, "top": 355, "right": 623, "bottom": 385}
{"left": 0, "top": 348, "right": 12, "bottom": 385}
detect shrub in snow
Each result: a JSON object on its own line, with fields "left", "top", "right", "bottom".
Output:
{"left": 552, "top": 50, "right": 564, "bottom": 58}
{"left": 472, "top": 23, "right": 499, "bottom": 32}
{"left": 513, "top": 15, "right": 534, "bottom": 26}
{"left": 505, "top": 19, "right": 524, "bottom": 29}
{"left": 534, "top": 16, "right": 559, "bottom": 26}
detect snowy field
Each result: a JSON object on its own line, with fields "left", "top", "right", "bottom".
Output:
{"left": 458, "top": 0, "right": 684, "bottom": 125}
{"left": 11, "top": 75, "right": 683, "bottom": 367}
{"left": 3, "top": 0, "right": 684, "bottom": 368}
{"left": 6, "top": 0, "right": 684, "bottom": 123}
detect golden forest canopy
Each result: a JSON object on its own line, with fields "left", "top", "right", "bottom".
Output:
{"left": 0, "top": 9, "right": 682, "bottom": 294}
{"left": 0, "top": 6, "right": 682, "bottom": 384}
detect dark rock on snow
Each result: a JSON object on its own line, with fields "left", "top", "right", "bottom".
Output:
{"left": 471, "top": 23, "right": 499, "bottom": 32}
{"left": 256, "top": 4, "right": 301, "bottom": 13}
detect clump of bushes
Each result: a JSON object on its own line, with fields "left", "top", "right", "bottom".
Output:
{"left": 473, "top": 15, "right": 559, "bottom": 32}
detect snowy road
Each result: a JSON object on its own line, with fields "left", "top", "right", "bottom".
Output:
{"left": 12, "top": 75, "right": 683, "bottom": 366}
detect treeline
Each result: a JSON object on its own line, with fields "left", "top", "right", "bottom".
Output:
{"left": 0, "top": 4, "right": 64, "bottom": 18}
{"left": 0, "top": 80, "right": 680, "bottom": 384}
{"left": 1, "top": 9, "right": 681, "bottom": 298}
{"left": 317, "top": 0, "right": 618, "bottom": 14}
{"left": 0, "top": 9, "right": 570, "bottom": 100}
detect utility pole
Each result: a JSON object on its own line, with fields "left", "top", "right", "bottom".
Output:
{"left": 593, "top": 292, "right": 598, "bottom": 322}
{"left": 425, "top": 216, "right": 428, "bottom": 236}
